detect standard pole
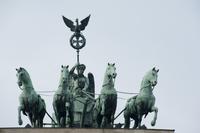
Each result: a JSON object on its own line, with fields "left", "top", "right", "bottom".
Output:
{"left": 77, "top": 49, "right": 80, "bottom": 65}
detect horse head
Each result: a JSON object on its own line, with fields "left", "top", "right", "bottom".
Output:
{"left": 59, "top": 65, "right": 70, "bottom": 86}
{"left": 16, "top": 67, "right": 32, "bottom": 89}
{"left": 106, "top": 63, "right": 117, "bottom": 79}
{"left": 142, "top": 67, "right": 159, "bottom": 89}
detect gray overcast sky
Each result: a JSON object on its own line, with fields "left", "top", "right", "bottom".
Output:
{"left": 0, "top": 0, "right": 199, "bottom": 133}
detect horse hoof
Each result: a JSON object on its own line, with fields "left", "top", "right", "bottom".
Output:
{"left": 151, "top": 121, "right": 156, "bottom": 126}
{"left": 140, "top": 125, "right": 147, "bottom": 129}
{"left": 18, "top": 119, "right": 23, "bottom": 125}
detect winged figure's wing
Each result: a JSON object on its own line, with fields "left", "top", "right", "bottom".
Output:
{"left": 62, "top": 16, "right": 75, "bottom": 31}
{"left": 80, "top": 15, "right": 91, "bottom": 31}
{"left": 87, "top": 72, "right": 95, "bottom": 98}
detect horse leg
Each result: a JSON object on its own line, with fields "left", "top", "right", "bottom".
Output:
{"left": 65, "top": 103, "right": 70, "bottom": 127}
{"left": 57, "top": 113, "right": 65, "bottom": 127}
{"left": 136, "top": 104, "right": 142, "bottom": 128}
{"left": 133, "top": 119, "right": 138, "bottom": 129}
{"left": 60, "top": 116, "right": 65, "bottom": 127}
{"left": 35, "top": 119, "right": 39, "bottom": 128}
{"left": 124, "top": 114, "right": 130, "bottom": 128}
{"left": 32, "top": 119, "right": 36, "bottom": 127}
{"left": 137, "top": 114, "right": 142, "bottom": 129}
{"left": 57, "top": 114, "right": 61, "bottom": 127}
{"left": 38, "top": 110, "right": 45, "bottom": 128}
{"left": 51, "top": 113, "right": 56, "bottom": 127}
{"left": 40, "top": 119, "right": 43, "bottom": 128}
{"left": 123, "top": 107, "right": 130, "bottom": 128}
{"left": 55, "top": 108, "right": 61, "bottom": 127}
{"left": 98, "top": 114, "right": 103, "bottom": 128}
{"left": 69, "top": 107, "right": 74, "bottom": 128}
{"left": 18, "top": 106, "right": 23, "bottom": 125}
{"left": 33, "top": 113, "right": 38, "bottom": 128}
{"left": 37, "top": 118, "right": 43, "bottom": 128}
{"left": 53, "top": 96, "right": 60, "bottom": 127}
{"left": 111, "top": 114, "right": 114, "bottom": 128}
{"left": 28, "top": 113, "right": 33, "bottom": 126}
{"left": 101, "top": 116, "right": 108, "bottom": 128}
{"left": 135, "top": 102, "right": 143, "bottom": 129}
{"left": 150, "top": 106, "right": 158, "bottom": 126}
{"left": 41, "top": 109, "right": 46, "bottom": 128}
{"left": 110, "top": 96, "right": 117, "bottom": 128}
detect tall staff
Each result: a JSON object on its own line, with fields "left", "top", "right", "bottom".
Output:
{"left": 62, "top": 15, "right": 91, "bottom": 127}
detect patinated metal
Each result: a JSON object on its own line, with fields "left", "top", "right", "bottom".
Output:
{"left": 93, "top": 63, "right": 117, "bottom": 128}
{"left": 16, "top": 67, "right": 46, "bottom": 128}
{"left": 124, "top": 67, "right": 159, "bottom": 129}
{"left": 16, "top": 15, "right": 161, "bottom": 129}
{"left": 53, "top": 65, "right": 73, "bottom": 127}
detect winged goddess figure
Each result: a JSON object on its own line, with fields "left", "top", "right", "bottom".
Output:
{"left": 62, "top": 15, "right": 90, "bottom": 50}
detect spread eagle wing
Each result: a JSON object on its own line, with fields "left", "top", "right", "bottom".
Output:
{"left": 87, "top": 72, "right": 95, "bottom": 98}
{"left": 62, "top": 16, "right": 75, "bottom": 31}
{"left": 80, "top": 14, "right": 91, "bottom": 31}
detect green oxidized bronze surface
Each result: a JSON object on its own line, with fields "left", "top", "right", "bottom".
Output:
{"left": 53, "top": 65, "right": 73, "bottom": 127}
{"left": 124, "top": 67, "right": 159, "bottom": 129}
{"left": 16, "top": 67, "right": 46, "bottom": 128}
{"left": 16, "top": 15, "right": 161, "bottom": 129}
{"left": 93, "top": 63, "right": 117, "bottom": 128}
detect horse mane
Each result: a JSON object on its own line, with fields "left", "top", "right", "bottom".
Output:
{"left": 140, "top": 69, "right": 152, "bottom": 90}
{"left": 21, "top": 68, "right": 30, "bottom": 77}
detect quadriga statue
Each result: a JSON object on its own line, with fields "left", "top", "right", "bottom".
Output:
{"left": 16, "top": 67, "right": 46, "bottom": 127}
{"left": 93, "top": 63, "right": 117, "bottom": 128}
{"left": 124, "top": 67, "right": 159, "bottom": 129}
{"left": 53, "top": 65, "right": 73, "bottom": 127}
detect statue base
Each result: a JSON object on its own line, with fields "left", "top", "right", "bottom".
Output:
{"left": 0, "top": 128, "right": 175, "bottom": 133}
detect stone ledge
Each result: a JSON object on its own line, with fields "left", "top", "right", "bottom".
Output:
{"left": 0, "top": 128, "right": 175, "bottom": 133}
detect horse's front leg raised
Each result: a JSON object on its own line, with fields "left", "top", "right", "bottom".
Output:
{"left": 150, "top": 106, "right": 158, "bottom": 126}
{"left": 18, "top": 106, "right": 23, "bottom": 125}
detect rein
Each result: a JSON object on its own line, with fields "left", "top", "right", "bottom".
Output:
{"left": 141, "top": 83, "right": 155, "bottom": 91}
{"left": 102, "top": 82, "right": 110, "bottom": 87}
{"left": 19, "top": 84, "right": 34, "bottom": 91}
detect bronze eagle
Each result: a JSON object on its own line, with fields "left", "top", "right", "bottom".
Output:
{"left": 62, "top": 15, "right": 90, "bottom": 34}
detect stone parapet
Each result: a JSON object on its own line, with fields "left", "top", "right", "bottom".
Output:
{"left": 0, "top": 128, "right": 175, "bottom": 133}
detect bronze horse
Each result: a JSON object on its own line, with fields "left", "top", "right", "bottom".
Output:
{"left": 93, "top": 63, "right": 117, "bottom": 128}
{"left": 124, "top": 67, "right": 159, "bottom": 128}
{"left": 53, "top": 65, "right": 73, "bottom": 127}
{"left": 16, "top": 67, "right": 46, "bottom": 127}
